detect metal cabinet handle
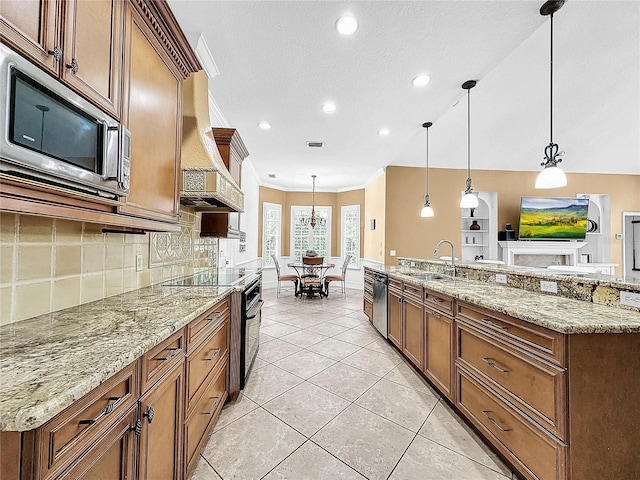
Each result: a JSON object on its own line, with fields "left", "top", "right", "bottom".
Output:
{"left": 481, "top": 319, "right": 508, "bottom": 330}
{"left": 66, "top": 58, "right": 78, "bottom": 74}
{"left": 208, "top": 311, "right": 223, "bottom": 320}
{"left": 143, "top": 405, "right": 154, "bottom": 424}
{"left": 131, "top": 419, "right": 142, "bottom": 436}
{"left": 430, "top": 311, "right": 442, "bottom": 319}
{"left": 157, "top": 347, "right": 181, "bottom": 361}
{"left": 204, "top": 347, "right": 221, "bottom": 361}
{"left": 432, "top": 297, "right": 444, "bottom": 303}
{"left": 204, "top": 397, "right": 220, "bottom": 415}
{"left": 482, "top": 357, "right": 510, "bottom": 373}
{"left": 482, "top": 410, "right": 510, "bottom": 432}
{"left": 47, "top": 46, "right": 62, "bottom": 61}
{"left": 78, "top": 396, "right": 124, "bottom": 425}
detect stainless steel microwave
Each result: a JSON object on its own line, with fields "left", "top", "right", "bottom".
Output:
{"left": 0, "top": 44, "right": 130, "bottom": 198}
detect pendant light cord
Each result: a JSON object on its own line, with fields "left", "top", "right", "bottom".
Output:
{"left": 550, "top": 12, "right": 554, "bottom": 144}
{"left": 425, "top": 127, "right": 429, "bottom": 194}
{"left": 467, "top": 86, "right": 471, "bottom": 184}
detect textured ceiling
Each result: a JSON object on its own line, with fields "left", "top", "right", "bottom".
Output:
{"left": 168, "top": 0, "right": 640, "bottom": 191}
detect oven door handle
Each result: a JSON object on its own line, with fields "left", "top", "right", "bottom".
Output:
{"left": 246, "top": 300, "right": 264, "bottom": 320}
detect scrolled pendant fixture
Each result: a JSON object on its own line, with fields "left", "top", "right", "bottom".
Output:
{"left": 460, "top": 80, "right": 479, "bottom": 209}
{"left": 535, "top": 0, "right": 567, "bottom": 189}
{"left": 300, "top": 175, "right": 327, "bottom": 229}
{"left": 420, "top": 122, "right": 435, "bottom": 218}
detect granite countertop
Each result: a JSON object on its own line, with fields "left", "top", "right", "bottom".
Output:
{"left": 379, "top": 267, "right": 640, "bottom": 335}
{"left": 0, "top": 282, "right": 242, "bottom": 432}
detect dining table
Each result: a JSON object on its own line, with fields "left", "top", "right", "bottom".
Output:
{"left": 287, "top": 261, "right": 336, "bottom": 297}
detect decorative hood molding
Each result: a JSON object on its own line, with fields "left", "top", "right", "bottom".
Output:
{"left": 180, "top": 70, "right": 243, "bottom": 212}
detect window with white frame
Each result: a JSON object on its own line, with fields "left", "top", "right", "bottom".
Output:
{"left": 290, "top": 205, "right": 331, "bottom": 262}
{"left": 341, "top": 205, "right": 360, "bottom": 267}
{"left": 262, "top": 202, "right": 281, "bottom": 266}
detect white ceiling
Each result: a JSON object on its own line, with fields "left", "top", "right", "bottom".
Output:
{"left": 168, "top": 1, "right": 640, "bottom": 192}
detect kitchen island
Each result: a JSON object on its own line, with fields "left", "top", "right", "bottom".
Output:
{"left": 364, "top": 262, "right": 640, "bottom": 480}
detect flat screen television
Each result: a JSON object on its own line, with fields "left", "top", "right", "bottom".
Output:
{"left": 518, "top": 197, "right": 589, "bottom": 240}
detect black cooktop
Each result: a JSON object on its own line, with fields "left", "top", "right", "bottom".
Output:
{"left": 164, "top": 268, "right": 256, "bottom": 287}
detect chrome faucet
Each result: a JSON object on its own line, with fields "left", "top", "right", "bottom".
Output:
{"left": 433, "top": 239, "right": 456, "bottom": 277}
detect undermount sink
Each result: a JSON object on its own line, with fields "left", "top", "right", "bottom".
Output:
{"left": 403, "top": 273, "right": 451, "bottom": 281}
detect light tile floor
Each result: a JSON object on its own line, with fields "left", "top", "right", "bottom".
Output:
{"left": 190, "top": 289, "right": 515, "bottom": 480}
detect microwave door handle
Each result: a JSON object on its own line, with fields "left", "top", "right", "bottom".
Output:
{"left": 104, "top": 123, "right": 119, "bottom": 181}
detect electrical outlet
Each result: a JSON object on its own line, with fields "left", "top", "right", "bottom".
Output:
{"left": 136, "top": 254, "right": 143, "bottom": 272}
{"left": 410, "top": 261, "right": 416, "bottom": 267}
{"left": 495, "top": 274, "right": 507, "bottom": 284}
{"left": 620, "top": 291, "right": 640, "bottom": 308}
{"left": 615, "top": 233, "right": 623, "bottom": 240}
{"left": 540, "top": 280, "right": 557, "bottom": 293}
{"left": 390, "top": 250, "right": 396, "bottom": 257}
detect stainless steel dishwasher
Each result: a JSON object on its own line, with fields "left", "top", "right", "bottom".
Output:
{"left": 372, "top": 272, "right": 388, "bottom": 338}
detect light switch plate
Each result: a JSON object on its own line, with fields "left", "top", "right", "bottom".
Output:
{"left": 495, "top": 274, "right": 507, "bottom": 284}
{"left": 620, "top": 291, "right": 640, "bottom": 308}
{"left": 136, "top": 254, "right": 144, "bottom": 272}
{"left": 540, "top": 280, "right": 557, "bottom": 293}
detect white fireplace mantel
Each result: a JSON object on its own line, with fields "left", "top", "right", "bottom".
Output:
{"left": 498, "top": 241, "right": 588, "bottom": 266}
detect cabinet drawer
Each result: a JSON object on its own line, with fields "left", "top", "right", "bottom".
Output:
{"left": 457, "top": 324, "right": 567, "bottom": 440}
{"left": 364, "top": 298, "right": 373, "bottom": 319}
{"left": 38, "top": 363, "right": 137, "bottom": 479}
{"left": 186, "top": 319, "right": 228, "bottom": 411}
{"left": 388, "top": 277, "right": 403, "bottom": 292}
{"left": 186, "top": 298, "right": 230, "bottom": 351}
{"left": 424, "top": 288, "right": 454, "bottom": 316}
{"left": 457, "top": 302, "right": 565, "bottom": 366}
{"left": 140, "top": 329, "right": 185, "bottom": 392}
{"left": 457, "top": 368, "right": 567, "bottom": 480}
{"left": 402, "top": 282, "right": 423, "bottom": 302}
{"left": 184, "top": 359, "right": 228, "bottom": 476}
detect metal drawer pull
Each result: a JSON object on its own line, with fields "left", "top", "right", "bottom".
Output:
{"left": 432, "top": 297, "right": 444, "bottom": 303}
{"left": 481, "top": 319, "right": 508, "bottom": 330}
{"left": 157, "top": 347, "right": 181, "bottom": 361}
{"left": 78, "top": 396, "right": 124, "bottom": 425}
{"left": 482, "top": 410, "right": 510, "bottom": 432}
{"left": 482, "top": 357, "right": 509, "bottom": 373}
{"left": 204, "top": 397, "right": 220, "bottom": 415}
{"left": 209, "top": 311, "right": 223, "bottom": 320}
{"left": 205, "top": 348, "right": 221, "bottom": 361}
{"left": 66, "top": 58, "right": 78, "bottom": 74}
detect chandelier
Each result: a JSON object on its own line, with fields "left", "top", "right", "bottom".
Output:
{"left": 300, "top": 175, "right": 327, "bottom": 229}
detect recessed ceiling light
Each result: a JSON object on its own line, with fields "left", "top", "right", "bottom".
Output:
{"left": 378, "top": 129, "right": 390, "bottom": 136}
{"left": 268, "top": 173, "right": 276, "bottom": 178}
{"left": 258, "top": 122, "right": 271, "bottom": 130}
{"left": 412, "top": 74, "right": 432, "bottom": 87}
{"left": 335, "top": 15, "right": 358, "bottom": 35}
{"left": 322, "top": 102, "right": 336, "bottom": 114}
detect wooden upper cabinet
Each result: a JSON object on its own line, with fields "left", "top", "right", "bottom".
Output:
{"left": 60, "top": 0, "right": 124, "bottom": 117}
{"left": 0, "top": 0, "right": 61, "bottom": 74}
{"left": 118, "top": 2, "right": 182, "bottom": 224}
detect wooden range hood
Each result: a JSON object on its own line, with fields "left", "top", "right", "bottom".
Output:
{"left": 200, "top": 128, "right": 248, "bottom": 238}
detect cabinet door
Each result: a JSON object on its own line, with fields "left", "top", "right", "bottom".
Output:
{"left": 403, "top": 296, "right": 424, "bottom": 370}
{"left": 61, "top": 0, "right": 123, "bottom": 117}
{"left": 425, "top": 308, "right": 453, "bottom": 400}
{"left": 0, "top": 0, "right": 61, "bottom": 74}
{"left": 388, "top": 289, "right": 402, "bottom": 348}
{"left": 138, "top": 364, "right": 184, "bottom": 480}
{"left": 58, "top": 406, "right": 137, "bottom": 480}
{"left": 118, "top": 4, "right": 181, "bottom": 224}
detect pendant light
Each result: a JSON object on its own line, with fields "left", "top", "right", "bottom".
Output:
{"left": 420, "top": 122, "right": 435, "bottom": 217}
{"left": 535, "top": 0, "right": 567, "bottom": 189}
{"left": 459, "top": 80, "right": 479, "bottom": 209}
{"left": 300, "top": 175, "right": 326, "bottom": 229}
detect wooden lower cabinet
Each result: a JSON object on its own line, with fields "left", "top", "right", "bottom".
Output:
{"left": 423, "top": 306, "right": 454, "bottom": 400}
{"left": 57, "top": 406, "right": 138, "bottom": 480}
{"left": 402, "top": 295, "right": 423, "bottom": 370}
{"left": 137, "top": 363, "right": 184, "bottom": 480}
{"left": 387, "top": 287, "right": 402, "bottom": 348}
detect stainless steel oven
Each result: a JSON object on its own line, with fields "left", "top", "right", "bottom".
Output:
{"left": 0, "top": 44, "right": 131, "bottom": 198}
{"left": 241, "top": 276, "right": 263, "bottom": 389}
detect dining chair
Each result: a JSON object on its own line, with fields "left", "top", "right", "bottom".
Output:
{"left": 271, "top": 254, "right": 298, "bottom": 297}
{"left": 324, "top": 255, "right": 352, "bottom": 297}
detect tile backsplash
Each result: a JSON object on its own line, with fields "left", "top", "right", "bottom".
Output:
{"left": 0, "top": 208, "right": 217, "bottom": 326}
